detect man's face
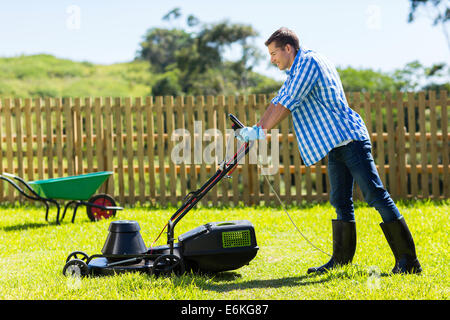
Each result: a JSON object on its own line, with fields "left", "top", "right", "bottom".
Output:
{"left": 268, "top": 42, "right": 295, "bottom": 71}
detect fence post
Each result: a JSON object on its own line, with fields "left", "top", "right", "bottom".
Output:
{"left": 440, "top": 90, "right": 449, "bottom": 198}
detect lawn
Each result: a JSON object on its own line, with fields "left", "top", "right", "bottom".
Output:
{"left": 0, "top": 199, "right": 448, "bottom": 300}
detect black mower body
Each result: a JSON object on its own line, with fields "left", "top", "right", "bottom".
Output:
{"left": 151, "top": 220, "right": 258, "bottom": 273}
{"left": 179, "top": 220, "right": 258, "bottom": 272}
{"left": 84, "top": 219, "right": 258, "bottom": 276}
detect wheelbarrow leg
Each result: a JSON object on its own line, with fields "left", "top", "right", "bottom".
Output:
{"left": 71, "top": 201, "right": 82, "bottom": 223}
{"left": 61, "top": 200, "right": 81, "bottom": 223}
{"left": 44, "top": 201, "right": 50, "bottom": 222}
{"left": 62, "top": 200, "right": 76, "bottom": 222}
{"left": 54, "top": 201, "right": 61, "bottom": 225}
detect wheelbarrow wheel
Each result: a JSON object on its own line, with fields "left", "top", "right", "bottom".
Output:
{"left": 86, "top": 193, "right": 117, "bottom": 222}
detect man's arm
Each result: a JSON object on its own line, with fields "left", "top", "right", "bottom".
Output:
{"left": 257, "top": 103, "right": 291, "bottom": 131}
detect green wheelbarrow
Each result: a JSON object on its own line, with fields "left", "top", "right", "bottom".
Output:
{"left": 0, "top": 171, "right": 122, "bottom": 224}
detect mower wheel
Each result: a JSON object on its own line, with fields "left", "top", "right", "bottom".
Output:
{"left": 86, "top": 194, "right": 117, "bottom": 221}
{"left": 63, "top": 259, "right": 89, "bottom": 277}
{"left": 152, "top": 254, "right": 185, "bottom": 276}
{"left": 65, "top": 251, "right": 89, "bottom": 263}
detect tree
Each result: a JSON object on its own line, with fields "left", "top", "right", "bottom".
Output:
{"left": 136, "top": 8, "right": 261, "bottom": 95}
{"left": 408, "top": 0, "right": 450, "bottom": 51}
{"left": 392, "top": 60, "right": 450, "bottom": 92}
{"left": 137, "top": 28, "right": 191, "bottom": 74}
{"left": 337, "top": 67, "right": 402, "bottom": 92}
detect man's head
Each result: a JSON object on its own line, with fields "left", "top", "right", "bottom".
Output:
{"left": 265, "top": 27, "right": 299, "bottom": 71}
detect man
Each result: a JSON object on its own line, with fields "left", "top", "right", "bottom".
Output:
{"left": 238, "top": 27, "right": 422, "bottom": 275}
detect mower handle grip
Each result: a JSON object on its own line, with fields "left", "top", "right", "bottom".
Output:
{"left": 228, "top": 113, "right": 245, "bottom": 130}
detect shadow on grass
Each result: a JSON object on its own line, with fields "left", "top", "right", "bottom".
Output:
{"left": 1, "top": 222, "right": 51, "bottom": 232}
{"left": 184, "top": 271, "right": 338, "bottom": 293}
{"left": 182, "top": 266, "right": 392, "bottom": 292}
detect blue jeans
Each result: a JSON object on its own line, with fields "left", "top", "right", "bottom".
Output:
{"left": 327, "top": 139, "right": 402, "bottom": 223}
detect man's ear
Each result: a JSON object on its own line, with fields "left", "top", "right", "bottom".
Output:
{"left": 284, "top": 43, "right": 292, "bottom": 53}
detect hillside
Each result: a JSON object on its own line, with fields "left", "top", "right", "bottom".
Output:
{"left": 0, "top": 54, "right": 154, "bottom": 99}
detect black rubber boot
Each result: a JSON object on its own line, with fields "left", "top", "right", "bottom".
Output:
{"left": 307, "top": 220, "right": 356, "bottom": 274}
{"left": 380, "top": 217, "right": 422, "bottom": 274}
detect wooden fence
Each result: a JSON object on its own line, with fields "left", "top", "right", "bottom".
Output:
{"left": 0, "top": 91, "right": 448, "bottom": 207}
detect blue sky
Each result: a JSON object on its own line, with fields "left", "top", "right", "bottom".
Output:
{"left": 0, "top": 0, "right": 448, "bottom": 80}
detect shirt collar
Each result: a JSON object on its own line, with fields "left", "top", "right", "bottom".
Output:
{"left": 285, "top": 46, "right": 304, "bottom": 76}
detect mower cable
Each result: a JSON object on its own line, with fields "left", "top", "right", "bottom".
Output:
{"left": 261, "top": 173, "right": 332, "bottom": 258}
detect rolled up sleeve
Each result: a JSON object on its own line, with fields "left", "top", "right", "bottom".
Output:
{"left": 272, "top": 56, "right": 319, "bottom": 112}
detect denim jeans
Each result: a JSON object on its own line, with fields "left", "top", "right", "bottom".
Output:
{"left": 327, "top": 139, "right": 402, "bottom": 223}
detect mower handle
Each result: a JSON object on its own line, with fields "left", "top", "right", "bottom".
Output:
{"left": 228, "top": 113, "right": 245, "bottom": 130}
{"left": 162, "top": 113, "right": 252, "bottom": 251}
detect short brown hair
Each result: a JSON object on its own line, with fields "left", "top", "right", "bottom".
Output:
{"left": 265, "top": 27, "right": 300, "bottom": 53}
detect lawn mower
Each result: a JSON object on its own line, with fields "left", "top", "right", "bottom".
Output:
{"left": 62, "top": 114, "right": 259, "bottom": 277}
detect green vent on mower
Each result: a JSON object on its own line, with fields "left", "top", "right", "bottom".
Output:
{"left": 222, "top": 230, "right": 251, "bottom": 248}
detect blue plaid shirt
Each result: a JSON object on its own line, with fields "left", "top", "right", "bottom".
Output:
{"left": 271, "top": 46, "right": 370, "bottom": 166}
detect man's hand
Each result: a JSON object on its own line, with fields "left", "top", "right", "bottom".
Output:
{"left": 236, "top": 125, "right": 265, "bottom": 142}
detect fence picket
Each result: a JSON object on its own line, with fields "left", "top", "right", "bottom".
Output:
{"left": 125, "top": 97, "right": 135, "bottom": 204}
{"left": 145, "top": 96, "right": 156, "bottom": 204}
{"left": 135, "top": 97, "right": 146, "bottom": 204}
{"left": 73, "top": 98, "right": 83, "bottom": 175}
{"left": 104, "top": 97, "right": 114, "bottom": 195}
{"left": 5, "top": 99, "right": 14, "bottom": 201}
{"left": 385, "top": 92, "right": 397, "bottom": 198}
{"left": 440, "top": 91, "right": 449, "bottom": 198}
{"left": 418, "top": 92, "right": 428, "bottom": 198}
{"left": 55, "top": 98, "right": 63, "bottom": 177}
{"left": 155, "top": 96, "right": 166, "bottom": 206}
{"left": 84, "top": 97, "right": 94, "bottom": 173}
{"left": 407, "top": 92, "right": 418, "bottom": 197}
{"left": 14, "top": 99, "right": 24, "bottom": 183}
{"left": 24, "top": 98, "right": 34, "bottom": 181}
{"left": 113, "top": 97, "right": 125, "bottom": 204}
{"left": 64, "top": 98, "right": 74, "bottom": 177}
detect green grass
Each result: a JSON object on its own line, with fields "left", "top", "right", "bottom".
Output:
{"left": 0, "top": 199, "right": 448, "bottom": 300}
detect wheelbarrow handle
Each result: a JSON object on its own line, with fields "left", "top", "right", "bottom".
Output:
{"left": 1, "top": 173, "right": 40, "bottom": 198}
{"left": 0, "top": 172, "right": 62, "bottom": 224}
{"left": 1, "top": 172, "right": 17, "bottom": 179}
